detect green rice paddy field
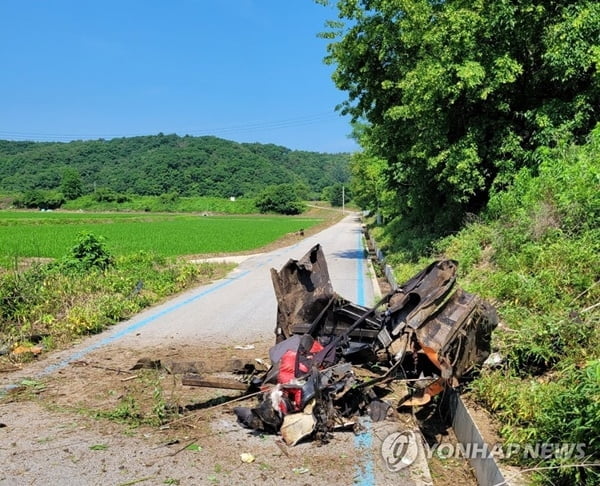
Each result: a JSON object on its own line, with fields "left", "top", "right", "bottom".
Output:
{"left": 0, "top": 211, "right": 320, "bottom": 259}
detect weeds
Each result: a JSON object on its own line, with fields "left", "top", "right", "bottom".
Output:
{"left": 0, "top": 234, "right": 231, "bottom": 349}
{"left": 92, "top": 370, "right": 177, "bottom": 427}
{"left": 471, "top": 361, "right": 600, "bottom": 485}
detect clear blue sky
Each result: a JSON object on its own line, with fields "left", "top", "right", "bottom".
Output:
{"left": 0, "top": 1, "right": 358, "bottom": 153}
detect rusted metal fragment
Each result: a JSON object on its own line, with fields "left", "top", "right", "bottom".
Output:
{"left": 271, "top": 244, "right": 335, "bottom": 341}
{"left": 414, "top": 289, "right": 498, "bottom": 382}
{"left": 401, "top": 379, "right": 446, "bottom": 407}
{"left": 182, "top": 374, "right": 249, "bottom": 390}
{"left": 387, "top": 259, "right": 458, "bottom": 334}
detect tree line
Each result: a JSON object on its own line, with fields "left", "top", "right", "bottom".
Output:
{"left": 0, "top": 134, "right": 351, "bottom": 205}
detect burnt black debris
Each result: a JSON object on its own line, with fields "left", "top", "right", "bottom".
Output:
{"left": 233, "top": 244, "right": 498, "bottom": 445}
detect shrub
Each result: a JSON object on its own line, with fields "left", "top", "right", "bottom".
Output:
{"left": 64, "top": 232, "right": 114, "bottom": 271}
{"left": 92, "top": 187, "right": 131, "bottom": 203}
{"left": 255, "top": 184, "right": 305, "bottom": 215}
{"left": 472, "top": 361, "right": 600, "bottom": 485}
{"left": 13, "top": 189, "right": 65, "bottom": 210}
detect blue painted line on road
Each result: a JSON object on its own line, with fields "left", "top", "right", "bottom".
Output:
{"left": 355, "top": 421, "right": 375, "bottom": 485}
{"left": 353, "top": 229, "right": 376, "bottom": 486}
{"left": 356, "top": 232, "right": 366, "bottom": 307}
{"left": 0, "top": 269, "right": 251, "bottom": 393}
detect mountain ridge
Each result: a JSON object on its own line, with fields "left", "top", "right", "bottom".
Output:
{"left": 0, "top": 134, "right": 351, "bottom": 198}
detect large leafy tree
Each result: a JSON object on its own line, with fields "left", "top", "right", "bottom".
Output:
{"left": 255, "top": 184, "right": 306, "bottom": 215}
{"left": 320, "top": 0, "right": 600, "bottom": 229}
{"left": 349, "top": 152, "right": 392, "bottom": 216}
{"left": 60, "top": 168, "right": 84, "bottom": 200}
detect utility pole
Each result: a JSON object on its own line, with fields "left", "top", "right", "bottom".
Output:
{"left": 342, "top": 185, "right": 345, "bottom": 214}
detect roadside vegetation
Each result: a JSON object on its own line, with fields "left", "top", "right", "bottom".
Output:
{"left": 320, "top": 0, "right": 599, "bottom": 483}
{"left": 367, "top": 130, "right": 599, "bottom": 486}
{"left": 372, "top": 107, "right": 600, "bottom": 486}
{"left": 0, "top": 231, "right": 232, "bottom": 355}
{"left": 0, "top": 211, "right": 323, "bottom": 362}
{"left": 436, "top": 133, "right": 598, "bottom": 486}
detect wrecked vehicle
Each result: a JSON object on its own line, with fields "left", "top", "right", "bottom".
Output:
{"left": 234, "top": 244, "right": 497, "bottom": 445}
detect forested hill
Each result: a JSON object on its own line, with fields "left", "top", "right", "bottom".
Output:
{"left": 0, "top": 134, "right": 351, "bottom": 198}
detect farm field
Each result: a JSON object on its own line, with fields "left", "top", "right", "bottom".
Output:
{"left": 0, "top": 210, "right": 321, "bottom": 260}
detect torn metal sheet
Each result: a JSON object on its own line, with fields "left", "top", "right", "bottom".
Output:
{"left": 271, "top": 244, "right": 335, "bottom": 342}
{"left": 234, "top": 244, "right": 497, "bottom": 445}
{"left": 281, "top": 399, "right": 317, "bottom": 446}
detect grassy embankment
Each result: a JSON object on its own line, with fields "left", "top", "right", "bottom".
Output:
{"left": 372, "top": 129, "right": 599, "bottom": 485}
{"left": 0, "top": 209, "right": 327, "bottom": 357}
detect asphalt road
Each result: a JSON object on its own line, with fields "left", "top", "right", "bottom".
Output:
{"left": 115, "top": 212, "right": 376, "bottom": 349}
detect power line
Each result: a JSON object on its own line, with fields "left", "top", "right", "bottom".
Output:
{"left": 0, "top": 112, "right": 345, "bottom": 142}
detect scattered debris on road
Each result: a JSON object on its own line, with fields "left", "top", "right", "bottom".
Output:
{"left": 185, "top": 244, "right": 497, "bottom": 446}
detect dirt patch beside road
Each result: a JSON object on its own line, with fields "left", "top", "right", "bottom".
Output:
{"left": 2, "top": 341, "right": 481, "bottom": 485}
{"left": 1, "top": 343, "right": 366, "bottom": 486}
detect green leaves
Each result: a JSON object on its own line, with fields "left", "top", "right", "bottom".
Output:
{"left": 185, "top": 443, "right": 202, "bottom": 452}
{"left": 67, "top": 232, "right": 114, "bottom": 271}
{"left": 89, "top": 444, "right": 108, "bottom": 451}
{"left": 543, "top": 2, "right": 600, "bottom": 81}
{"left": 255, "top": 184, "right": 306, "bottom": 215}
{"left": 455, "top": 61, "right": 485, "bottom": 91}
{"left": 322, "top": 0, "right": 600, "bottom": 232}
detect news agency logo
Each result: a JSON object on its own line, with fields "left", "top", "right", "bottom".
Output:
{"left": 381, "top": 430, "right": 421, "bottom": 471}
{"left": 430, "top": 442, "right": 587, "bottom": 461}
{"left": 381, "top": 431, "right": 587, "bottom": 472}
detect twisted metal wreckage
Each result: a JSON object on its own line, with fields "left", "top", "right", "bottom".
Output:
{"left": 231, "top": 244, "right": 498, "bottom": 446}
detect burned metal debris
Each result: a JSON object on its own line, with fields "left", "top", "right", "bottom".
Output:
{"left": 233, "top": 244, "right": 497, "bottom": 445}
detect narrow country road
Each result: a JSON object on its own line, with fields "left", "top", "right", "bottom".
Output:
{"left": 116, "top": 212, "right": 376, "bottom": 349}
